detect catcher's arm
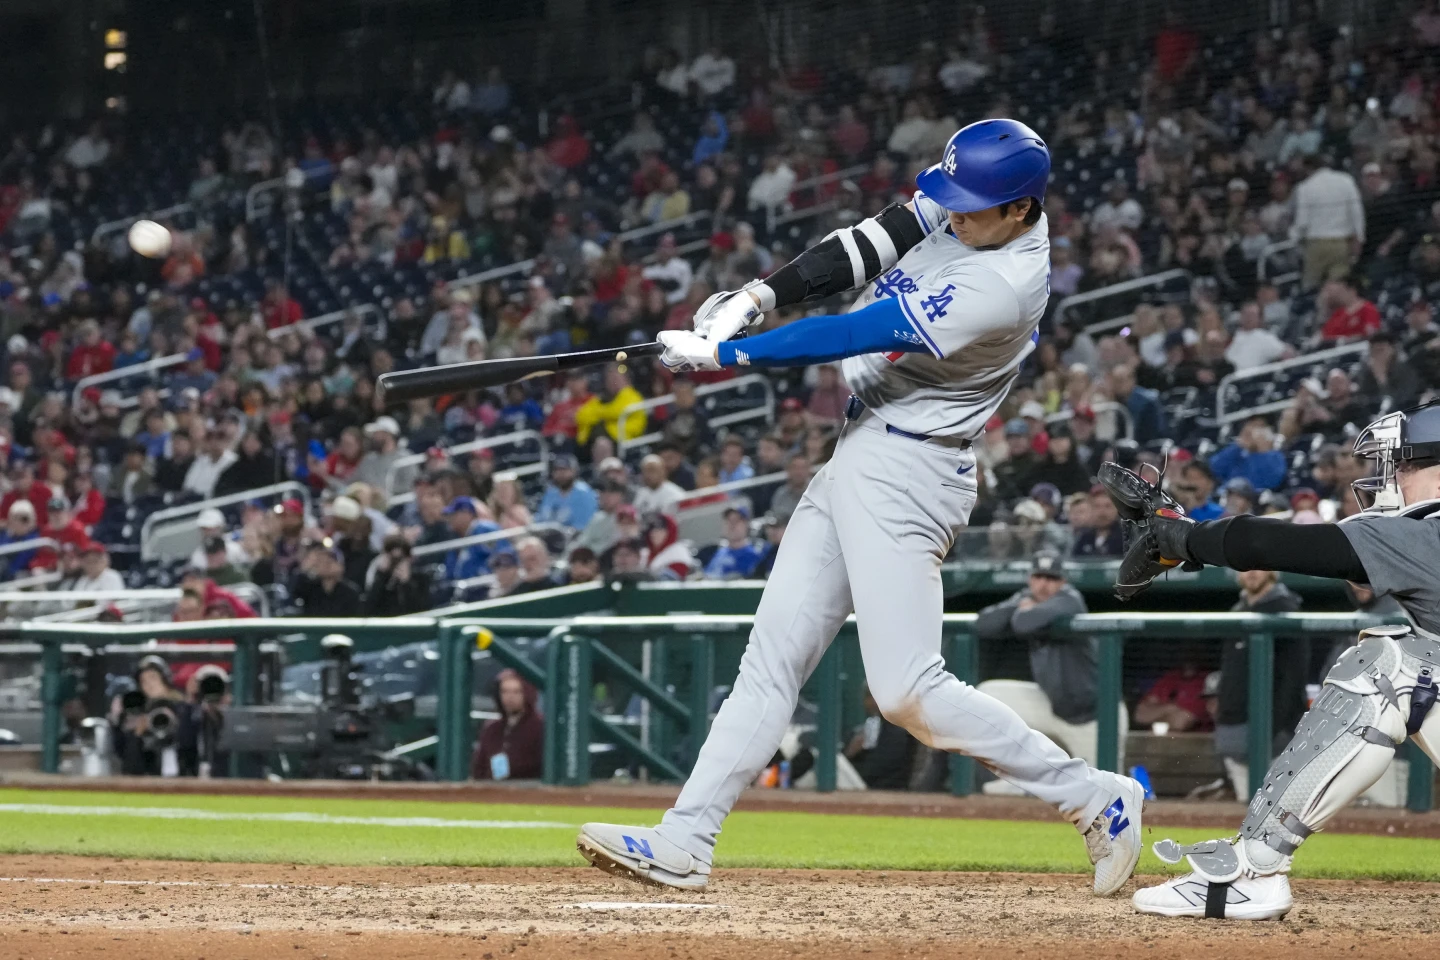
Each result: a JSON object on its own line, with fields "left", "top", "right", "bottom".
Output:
{"left": 1098, "top": 462, "right": 1368, "bottom": 599}
{"left": 698, "top": 199, "right": 933, "bottom": 341}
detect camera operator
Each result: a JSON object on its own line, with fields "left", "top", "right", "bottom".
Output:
{"left": 109, "top": 656, "right": 191, "bottom": 776}
{"left": 363, "top": 533, "right": 432, "bottom": 616}
{"left": 185, "top": 665, "right": 230, "bottom": 778}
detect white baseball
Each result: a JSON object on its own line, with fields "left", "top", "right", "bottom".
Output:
{"left": 128, "top": 219, "right": 172, "bottom": 258}
{"left": 616, "top": 350, "right": 628, "bottom": 362}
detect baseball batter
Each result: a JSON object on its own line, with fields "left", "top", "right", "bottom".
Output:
{"left": 578, "top": 120, "right": 1145, "bottom": 895}
{"left": 1099, "top": 403, "right": 1440, "bottom": 919}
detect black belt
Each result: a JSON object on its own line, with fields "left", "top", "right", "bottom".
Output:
{"left": 843, "top": 395, "right": 971, "bottom": 448}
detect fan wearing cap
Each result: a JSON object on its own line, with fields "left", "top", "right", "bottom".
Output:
{"left": 293, "top": 541, "right": 362, "bottom": 618}
{"left": 536, "top": 453, "right": 599, "bottom": 530}
{"left": 354, "top": 416, "right": 414, "bottom": 494}
{"left": 976, "top": 553, "right": 1107, "bottom": 768}
{"left": 992, "top": 417, "right": 1040, "bottom": 502}
{"left": 0, "top": 500, "right": 41, "bottom": 578}
{"left": 187, "top": 507, "right": 250, "bottom": 571}
{"left": 702, "top": 505, "right": 765, "bottom": 579}
{"left": 441, "top": 497, "right": 512, "bottom": 581}
{"left": 34, "top": 495, "right": 87, "bottom": 569}
{"left": 73, "top": 540, "right": 125, "bottom": 593}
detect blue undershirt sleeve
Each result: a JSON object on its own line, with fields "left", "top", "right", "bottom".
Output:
{"left": 714, "top": 297, "right": 928, "bottom": 368}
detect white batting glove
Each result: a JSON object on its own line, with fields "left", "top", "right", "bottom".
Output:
{"left": 657, "top": 330, "right": 721, "bottom": 372}
{"left": 690, "top": 290, "right": 734, "bottom": 339}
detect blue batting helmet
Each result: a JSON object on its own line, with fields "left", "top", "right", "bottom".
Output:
{"left": 914, "top": 119, "right": 1050, "bottom": 213}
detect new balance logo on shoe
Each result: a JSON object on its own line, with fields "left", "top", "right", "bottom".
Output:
{"left": 622, "top": 835, "right": 653, "bottom": 858}
{"left": 1102, "top": 798, "right": 1130, "bottom": 839}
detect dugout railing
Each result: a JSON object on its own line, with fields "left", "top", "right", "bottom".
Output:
{"left": 9, "top": 609, "right": 1432, "bottom": 812}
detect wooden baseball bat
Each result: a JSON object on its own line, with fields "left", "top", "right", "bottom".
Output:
{"left": 376, "top": 342, "right": 665, "bottom": 403}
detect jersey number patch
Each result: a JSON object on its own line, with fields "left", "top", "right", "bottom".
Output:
{"left": 921, "top": 284, "right": 956, "bottom": 322}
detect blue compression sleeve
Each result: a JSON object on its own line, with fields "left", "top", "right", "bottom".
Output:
{"left": 715, "top": 297, "right": 928, "bottom": 367}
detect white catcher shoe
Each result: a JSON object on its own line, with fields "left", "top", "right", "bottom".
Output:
{"left": 1085, "top": 775, "right": 1145, "bottom": 896}
{"left": 1132, "top": 837, "right": 1293, "bottom": 920}
{"left": 577, "top": 822, "right": 711, "bottom": 891}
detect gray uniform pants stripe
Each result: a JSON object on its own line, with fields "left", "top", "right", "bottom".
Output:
{"left": 657, "top": 415, "right": 1115, "bottom": 863}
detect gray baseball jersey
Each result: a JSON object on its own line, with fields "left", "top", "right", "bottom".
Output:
{"left": 1341, "top": 513, "right": 1440, "bottom": 631}
{"left": 839, "top": 193, "right": 1050, "bottom": 439}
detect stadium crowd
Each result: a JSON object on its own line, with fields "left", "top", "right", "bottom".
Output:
{"left": 1, "top": 4, "right": 1439, "bottom": 625}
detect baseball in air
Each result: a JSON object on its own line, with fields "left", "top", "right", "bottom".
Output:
{"left": 616, "top": 350, "right": 628, "bottom": 362}
{"left": 127, "top": 219, "right": 172, "bottom": 258}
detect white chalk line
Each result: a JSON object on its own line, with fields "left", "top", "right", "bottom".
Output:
{"left": 0, "top": 803, "right": 571, "bottom": 829}
{"left": 567, "top": 902, "right": 718, "bottom": 911}
{"left": 0, "top": 877, "right": 725, "bottom": 911}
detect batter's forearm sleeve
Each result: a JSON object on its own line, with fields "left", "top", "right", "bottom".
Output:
{"left": 759, "top": 202, "right": 929, "bottom": 307}
{"left": 1186, "top": 516, "right": 1370, "bottom": 582}
{"left": 715, "top": 296, "right": 926, "bottom": 367}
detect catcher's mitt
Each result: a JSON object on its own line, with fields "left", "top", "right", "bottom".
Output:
{"left": 1096, "top": 461, "right": 1201, "bottom": 600}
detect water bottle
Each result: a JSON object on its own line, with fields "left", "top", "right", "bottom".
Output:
{"left": 778, "top": 759, "right": 791, "bottom": 789}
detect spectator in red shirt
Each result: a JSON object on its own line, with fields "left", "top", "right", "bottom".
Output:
{"left": 66, "top": 319, "right": 116, "bottom": 379}
{"left": 541, "top": 371, "right": 593, "bottom": 442}
{"left": 1134, "top": 662, "right": 1212, "bottom": 732}
{"left": 70, "top": 470, "right": 105, "bottom": 528}
{"left": 630, "top": 151, "right": 671, "bottom": 199}
{"left": 262, "top": 279, "right": 304, "bottom": 329}
{"left": 829, "top": 105, "right": 870, "bottom": 159}
{"left": 545, "top": 114, "right": 590, "bottom": 170}
{"left": 33, "top": 495, "right": 88, "bottom": 569}
{"left": 1154, "top": 10, "right": 1199, "bottom": 82}
{"left": 470, "top": 668, "right": 544, "bottom": 780}
{"left": 1319, "top": 273, "right": 1381, "bottom": 342}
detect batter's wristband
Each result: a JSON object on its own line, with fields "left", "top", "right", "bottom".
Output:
{"left": 743, "top": 280, "right": 777, "bottom": 313}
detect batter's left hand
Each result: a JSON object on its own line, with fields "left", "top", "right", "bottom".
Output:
{"left": 658, "top": 330, "right": 722, "bottom": 372}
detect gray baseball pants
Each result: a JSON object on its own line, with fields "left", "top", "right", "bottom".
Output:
{"left": 657, "top": 411, "right": 1118, "bottom": 863}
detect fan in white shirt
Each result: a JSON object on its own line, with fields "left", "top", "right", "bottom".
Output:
{"left": 1225, "top": 301, "right": 1293, "bottom": 371}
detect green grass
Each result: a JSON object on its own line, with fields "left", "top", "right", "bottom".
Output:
{"left": 0, "top": 788, "right": 1436, "bottom": 881}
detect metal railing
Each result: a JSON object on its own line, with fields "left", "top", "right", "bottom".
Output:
{"left": 1045, "top": 400, "right": 1134, "bottom": 440}
{"left": 446, "top": 210, "right": 715, "bottom": 294}
{"left": 383, "top": 429, "right": 548, "bottom": 498}
{"left": 245, "top": 162, "right": 336, "bottom": 223}
{"left": 140, "top": 482, "right": 311, "bottom": 561}
{"left": 0, "top": 538, "right": 57, "bottom": 566}
{"left": 1258, "top": 239, "right": 1300, "bottom": 284}
{"left": 1053, "top": 268, "right": 1191, "bottom": 331}
{"left": 71, "top": 352, "right": 189, "bottom": 410}
{"left": 265, "top": 302, "right": 382, "bottom": 342}
{"left": 616, "top": 374, "right": 777, "bottom": 457}
{"left": 409, "top": 522, "right": 568, "bottom": 562}
{"left": 1215, "top": 341, "right": 1369, "bottom": 430}
{"left": 761, "top": 163, "right": 868, "bottom": 233}
{"left": 675, "top": 471, "right": 787, "bottom": 510}
{"left": 91, "top": 202, "right": 194, "bottom": 246}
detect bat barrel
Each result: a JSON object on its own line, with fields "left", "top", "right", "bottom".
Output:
{"left": 375, "top": 342, "right": 666, "bottom": 403}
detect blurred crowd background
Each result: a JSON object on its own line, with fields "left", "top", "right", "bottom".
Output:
{"left": 0, "top": 0, "right": 1432, "bottom": 795}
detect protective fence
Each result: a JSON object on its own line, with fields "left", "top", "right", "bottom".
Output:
{"left": 5, "top": 606, "right": 1431, "bottom": 812}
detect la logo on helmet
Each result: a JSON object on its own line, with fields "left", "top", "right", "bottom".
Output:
{"left": 943, "top": 148, "right": 957, "bottom": 175}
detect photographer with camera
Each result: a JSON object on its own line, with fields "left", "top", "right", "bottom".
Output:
{"left": 363, "top": 533, "right": 433, "bottom": 616}
{"left": 109, "top": 656, "right": 191, "bottom": 777}
{"left": 185, "top": 665, "right": 230, "bottom": 777}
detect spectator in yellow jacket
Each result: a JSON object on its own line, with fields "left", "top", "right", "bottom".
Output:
{"left": 575, "top": 365, "right": 647, "bottom": 446}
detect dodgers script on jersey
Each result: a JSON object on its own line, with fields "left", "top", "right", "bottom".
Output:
{"left": 839, "top": 191, "right": 1050, "bottom": 438}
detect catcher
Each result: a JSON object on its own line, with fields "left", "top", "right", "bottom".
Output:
{"left": 1101, "top": 402, "right": 1440, "bottom": 920}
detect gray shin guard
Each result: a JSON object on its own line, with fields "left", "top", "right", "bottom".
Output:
{"left": 1156, "top": 626, "right": 1439, "bottom": 917}
{"left": 1241, "top": 626, "right": 1438, "bottom": 873}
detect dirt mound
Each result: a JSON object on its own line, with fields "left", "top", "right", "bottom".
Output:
{"left": 3, "top": 855, "right": 1438, "bottom": 959}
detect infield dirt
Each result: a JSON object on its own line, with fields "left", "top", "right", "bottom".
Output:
{"left": 2, "top": 854, "right": 1437, "bottom": 960}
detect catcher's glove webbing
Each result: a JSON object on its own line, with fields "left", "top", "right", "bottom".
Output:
{"left": 1096, "top": 461, "right": 1201, "bottom": 600}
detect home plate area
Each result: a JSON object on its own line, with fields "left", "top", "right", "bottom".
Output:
{"left": 1, "top": 855, "right": 1436, "bottom": 960}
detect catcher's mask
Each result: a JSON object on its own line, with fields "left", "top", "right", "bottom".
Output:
{"left": 1351, "top": 400, "right": 1440, "bottom": 515}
